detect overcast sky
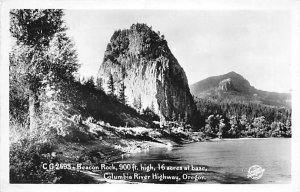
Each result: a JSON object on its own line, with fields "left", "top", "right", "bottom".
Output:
{"left": 64, "top": 10, "right": 292, "bottom": 93}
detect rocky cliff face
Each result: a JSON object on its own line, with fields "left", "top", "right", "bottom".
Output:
{"left": 98, "top": 23, "right": 195, "bottom": 122}
{"left": 218, "top": 78, "right": 234, "bottom": 92}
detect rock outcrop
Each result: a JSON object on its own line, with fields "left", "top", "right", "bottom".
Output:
{"left": 218, "top": 78, "right": 234, "bottom": 92}
{"left": 98, "top": 23, "right": 195, "bottom": 122}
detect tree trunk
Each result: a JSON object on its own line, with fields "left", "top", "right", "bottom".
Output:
{"left": 29, "top": 93, "right": 38, "bottom": 132}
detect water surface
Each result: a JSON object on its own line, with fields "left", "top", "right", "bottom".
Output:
{"left": 111, "top": 138, "right": 291, "bottom": 183}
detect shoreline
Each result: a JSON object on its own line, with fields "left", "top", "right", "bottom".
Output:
{"left": 58, "top": 135, "right": 289, "bottom": 184}
{"left": 209, "top": 137, "right": 290, "bottom": 142}
{"left": 77, "top": 139, "right": 177, "bottom": 184}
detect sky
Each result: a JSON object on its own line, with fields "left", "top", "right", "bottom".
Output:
{"left": 64, "top": 10, "right": 292, "bottom": 93}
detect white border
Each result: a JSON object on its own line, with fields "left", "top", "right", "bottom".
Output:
{"left": 1, "top": 0, "right": 300, "bottom": 192}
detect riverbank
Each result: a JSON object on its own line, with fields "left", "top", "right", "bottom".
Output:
{"left": 209, "top": 137, "right": 287, "bottom": 142}
{"left": 40, "top": 121, "right": 191, "bottom": 183}
{"left": 75, "top": 139, "right": 176, "bottom": 184}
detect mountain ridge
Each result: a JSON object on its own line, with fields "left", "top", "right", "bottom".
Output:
{"left": 190, "top": 71, "right": 291, "bottom": 108}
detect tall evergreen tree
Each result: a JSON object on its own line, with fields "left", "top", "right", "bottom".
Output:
{"left": 107, "top": 73, "right": 115, "bottom": 97}
{"left": 9, "top": 9, "right": 78, "bottom": 132}
{"left": 96, "top": 77, "right": 104, "bottom": 92}
{"left": 150, "top": 101, "right": 155, "bottom": 112}
{"left": 133, "top": 98, "right": 138, "bottom": 109}
{"left": 84, "top": 76, "right": 95, "bottom": 89}
{"left": 134, "top": 95, "right": 142, "bottom": 112}
{"left": 172, "top": 111, "right": 177, "bottom": 122}
{"left": 137, "top": 95, "right": 142, "bottom": 112}
{"left": 118, "top": 82, "right": 126, "bottom": 104}
{"left": 184, "top": 111, "right": 188, "bottom": 123}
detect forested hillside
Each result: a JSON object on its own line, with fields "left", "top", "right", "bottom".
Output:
{"left": 192, "top": 97, "right": 291, "bottom": 138}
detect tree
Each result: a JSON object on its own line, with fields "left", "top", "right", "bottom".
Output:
{"left": 178, "top": 114, "right": 182, "bottom": 123}
{"left": 118, "top": 81, "right": 126, "bottom": 104}
{"left": 137, "top": 95, "right": 142, "bottom": 112}
{"left": 9, "top": 9, "right": 73, "bottom": 132}
{"left": 270, "top": 121, "right": 283, "bottom": 137}
{"left": 228, "top": 116, "right": 239, "bottom": 138}
{"left": 252, "top": 116, "right": 267, "bottom": 138}
{"left": 107, "top": 73, "right": 115, "bottom": 97}
{"left": 96, "top": 77, "right": 104, "bottom": 92}
{"left": 204, "top": 115, "right": 215, "bottom": 137}
{"left": 217, "top": 118, "right": 225, "bottom": 139}
{"left": 10, "top": 10, "right": 65, "bottom": 47}
{"left": 150, "top": 101, "right": 155, "bottom": 112}
{"left": 285, "top": 119, "right": 291, "bottom": 137}
{"left": 184, "top": 111, "right": 188, "bottom": 123}
{"left": 133, "top": 95, "right": 142, "bottom": 112}
{"left": 133, "top": 98, "right": 138, "bottom": 109}
{"left": 172, "top": 111, "right": 177, "bottom": 122}
{"left": 84, "top": 76, "right": 95, "bottom": 89}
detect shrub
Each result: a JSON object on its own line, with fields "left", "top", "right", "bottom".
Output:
{"left": 10, "top": 138, "right": 57, "bottom": 183}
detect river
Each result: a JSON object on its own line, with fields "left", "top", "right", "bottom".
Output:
{"left": 114, "top": 138, "right": 291, "bottom": 184}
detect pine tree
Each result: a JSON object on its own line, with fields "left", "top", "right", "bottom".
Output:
{"left": 118, "top": 82, "right": 126, "bottom": 104}
{"left": 134, "top": 95, "right": 142, "bottom": 112}
{"left": 137, "top": 95, "right": 142, "bottom": 112}
{"left": 178, "top": 114, "right": 182, "bottom": 122}
{"left": 150, "top": 101, "right": 155, "bottom": 112}
{"left": 172, "top": 111, "right": 177, "bottom": 122}
{"left": 85, "top": 76, "right": 95, "bottom": 89}
{"left": 107, "top": 73, "right": 115, "bottom": 97}
{"left": 9, "top": 9, "right": 77, "bottom": 132}
{"left": 96, "top": 77, "right": 104, "bottom": 92}
{"left": 184, "top": 111, "right": 188, "bottom": 123}
{"left": 133, "top": 98, "right": 138, "bottom": 109}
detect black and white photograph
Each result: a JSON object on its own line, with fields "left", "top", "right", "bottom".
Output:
{"left": 1, "top": 0, "right": 300, "bottom": 191}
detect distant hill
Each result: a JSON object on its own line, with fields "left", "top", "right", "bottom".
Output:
{"left": 190, "top": 71, "right": 291, "bottom": 108}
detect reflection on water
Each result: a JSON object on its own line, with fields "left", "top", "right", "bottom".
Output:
{"left": 101, "top": 138, "right": 291, "bottom": 184}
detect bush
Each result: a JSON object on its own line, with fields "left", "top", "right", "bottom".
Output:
{"left": 10, "top": 136, "right": 96, "bottom": 183}
{"left": 10, "top": 138, "right": 57, "bottom": 183}
{"left": 63, "top": 124, "right": 90, "bottom": 142}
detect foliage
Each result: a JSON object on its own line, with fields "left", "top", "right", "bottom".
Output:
{"left": 194, "top": 97, "right": 291, "bottom": 138}
{"left": 96, "top": 77, "right": 104, "bottom": 92}
{"left": 10, "top": 136, "right": 96, "bottom": 183}
{"left": 104, "top": 23, "right": 167, "bottom": 62}
{"left": 10, "top": 9, "right": 65, "bottom": 47}
{"left": 118, "top": 81, "right": 126, "bottom": 104}
{"left": 141, "top": 107, "right": 160, "bottom": 122}
{"left": 172, "top": 111, "right": 177, "bottom": 122}
{"left": 9, "top": 9, "right": 79, "bottom": 132}
{"left": 200, "top": 114, "right": 291, "bottom": 139}
{"left": 84, "top": 76, "right": 95, "bottom": 90}
{"left": 10, "top": 138, "right": 57, "bottom": 183}
{"left": 9, "top": 9, "right": 69, "bottom": 93}
{"left": 195, "top": 97, "right": 291, "bottom": 124}
{"left": 107, "top": 73, "right": 115, "bottom": 97}
{"left": 62, "top": 79, "right": 149, "bottom": 127}
{"left": 133, "top": 95, "right": 142, "bottom": 113}
{"left": 202, "top": 115, "right": 223, "bottom": 137}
